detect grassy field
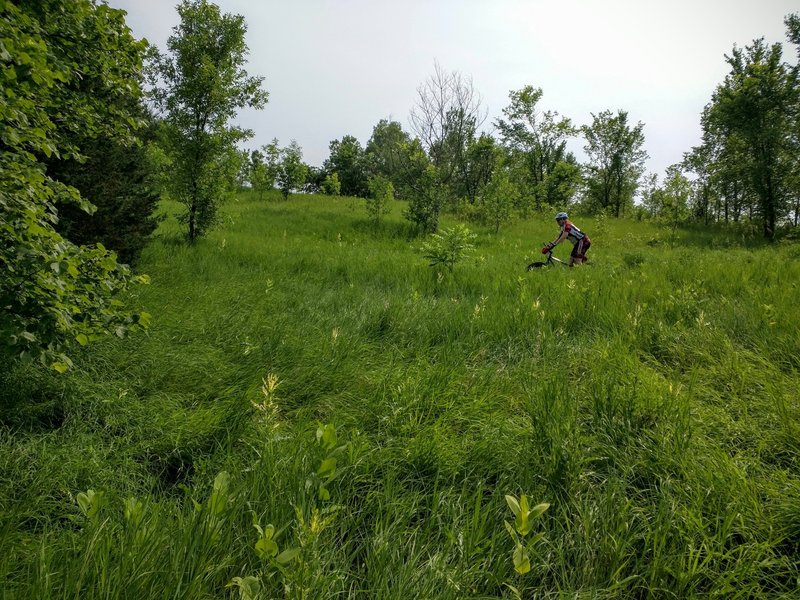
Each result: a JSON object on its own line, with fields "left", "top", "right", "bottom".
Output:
{"left": 1, "top": 191, "right": 799, "bottom": 599}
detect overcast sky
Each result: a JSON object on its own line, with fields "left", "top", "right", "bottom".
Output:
{"left": 109, "top": 0, "right": 797, "bottom": 176}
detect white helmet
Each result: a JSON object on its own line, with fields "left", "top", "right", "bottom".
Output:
{"left": 555, "top": 212, "right": 568, "bottom": 221}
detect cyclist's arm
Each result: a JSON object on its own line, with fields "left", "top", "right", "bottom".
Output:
{"left": 547, "top": 230, "right": 568, "bottom": 248}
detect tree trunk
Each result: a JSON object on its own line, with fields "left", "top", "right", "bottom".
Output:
{"left": 188, "top": 200, "right": 197, "bottom": 242}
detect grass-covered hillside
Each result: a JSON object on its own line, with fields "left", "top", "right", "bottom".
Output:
{"left": 2, "top": 192, "right": 799, "bottom": 599}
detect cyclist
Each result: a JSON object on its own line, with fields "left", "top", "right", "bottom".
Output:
{"left": 541, "top": 212, "right": 591, "bottom": 266}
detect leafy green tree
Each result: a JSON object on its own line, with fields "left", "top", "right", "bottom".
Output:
{"left": 261, "top": 138, "right": 282, "bottom": 189}
{"left": 686, "top": 16, "right": 800, "bottom": 232}
{"left": 47, "top": 125, "right": 162, "bottom": 266}
{"left": 22, "top": 0, "right": 163, "bottom": 266}
{"left": 582, "top": 110, "right": 648, "bottom": 217}
{"left": 480, "top": 168, "right": 518, "bottom": 233}
{"left": 324, "top": 135, "right": 368, "bottom": 197}
{"left": 277, "top": 140, "right": 309, "bottom": 199}
{"left": 303, "top": 166, "right": 325, "bottom": 194}
{"left": 249, "top": 149, "right": 272, "bottom": 200}
{"left": 322, "top": 172, "right": 341, "bottom": 196}
{"left": 398, "top": 140, "right": 446, "bottom": 233}
{"left": 682, "top": 143, "right": 718, "bottom": 224}
{"left": 495, "top": 86, "right": 577, "bottom": 209}
{"left": 699, "top": 123, "right": 752, "bottom": 223}
{"left": 146, "top": 0, "right": 267, "bottom": 242}
{"left": 705, "top": 39, "right": 795, "bottom": 237}
{"left": 458, "top": 133, "right": 498, "bottom": 204}
{"left": 1, "top": 0, "right": 150, "bottom": 371}
{"left": 640, "top": 174, "right": 663, "bottom": 218}
{"left": 539, "top": 159, "right": 582, "bottom": 209}
{"left": 366, "top": 175, "right": 393, "bottom": 225}
{"left": 661, "top": 165, "right": 692, "bottom": 246}
{"left": 365, "top": 119, "right": 411, "bottom": 187}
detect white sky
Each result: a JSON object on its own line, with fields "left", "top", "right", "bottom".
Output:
{"left": 109, "top": 0, "right": 798, "bottom": 177}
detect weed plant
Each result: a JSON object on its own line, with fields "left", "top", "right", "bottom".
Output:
{"left": 1, "top": 191, "right": 798, "bottom": 598}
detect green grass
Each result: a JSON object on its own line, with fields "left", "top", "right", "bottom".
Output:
{"left": 1, "top": 191, "right": 799, "bottom": 598}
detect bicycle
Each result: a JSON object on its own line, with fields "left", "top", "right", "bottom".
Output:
{"left": 526, "top": 249, "right": 568, "bottom": 270}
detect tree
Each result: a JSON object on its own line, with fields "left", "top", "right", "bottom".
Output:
{"left": 458, "top": 134, "right": 497, "bottom": 204}
{"left": 23, "top": 0, "right": 163, "bottom": 267}
{"left": 661, "top": 166, "right": 692, "bottom": 246}
{"left": 398, "top": 140, "right": 445, "bottom": 233}
{"left": 277, "top": 141, "right": 308, "bottom": 199}
{"left": 786, "top": 13, "right": 800, "bottom": 58}
{"left": 146, "top": 0, "right": 267, "bottom": 242}
{"left": 365, "top": 119, "right": 411, "bottom": 187}
{"left": 324, "top": 135, "right": 368, "bottom": 197}
{"left": 686, "top": 15, "right": 800, "bottom": 235}
{"left": 1, "top": 0, "right": 150, "bottom": 371}
{"left": 409, "top": 61, "right": 487, "bottom": 195}
{"left": 480, "top": 167, "right": 518, "bottom": 233}
{"left": 321, "top": 172, "right": 341, "bottom": 196}
{"left": 682, "top": 143, "right": 718, "bottom": 223}
{"left": 495, "top": 86, "right": 577, "bottom": 209}
{"left": 710, "top": 39, "right": 793, "bottom": 237}
{"left": 582, "top": 110, "right": 648, "bottom": 217}
{"left": 47, "top": 125, "right": 163, "bottom": 266}
{"left": 366, "top": 176, "right": 393, "bottom": 226}
{"left": 249, "top": 150, "right": 272, "bottom": 200}
{"left": 540, "top": 159, "right": 582, "bottom": 209}
{"left": 641, "top": 174, "right": 663, "bottom": 218}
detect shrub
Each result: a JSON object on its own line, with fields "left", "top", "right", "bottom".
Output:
{"left": 420, "top": 224, "right": 476, "bottom": 272}
{"left": 321, "top": 172, "right": 341, "bottom": 196}
{"left": 366, "top": 175, "right": 393, "bottom": 225}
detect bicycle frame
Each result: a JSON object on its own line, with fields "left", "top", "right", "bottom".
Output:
{"left": 527, "top": 250, "right": 567, "bottom": 270}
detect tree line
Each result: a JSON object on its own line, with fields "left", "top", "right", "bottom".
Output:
{"left": 1, "top": 0, "right": 798, "bottom": 371}
{"left": 246, "top": 16, "right": 800, "bottom": 240}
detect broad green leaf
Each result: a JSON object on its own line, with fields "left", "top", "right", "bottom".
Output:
{"left": 77, "top": 491, "right": 92, "bottom": 515}
{"left": 255, "top": 537, "right": 278, "bottom": 559}
{"left": 530, "top": 502, "right": 550, "bottom": 519}
{"left": 318, "top": 484, "right": 330, "bottom": 501}
{"left": 515, "top": 495, "right": 531, "bottom": 535}
{"left": 505, "top": 495, "right": 520, "bottom": 517}
{"left": 227, "top": 576, "right": 261, "bottom": 600}
{"left": 515, "top": 509, "right": 530, "bottom": 536}
{"left": 519, "top": 495, "right": 530, "bottom": 517}
{"left": 317, "top": 422, "right": 337, "bottom": 450}
{"left": 317, "top": 457, "right": 337, "bottom": 479}
{"left": 504, "top": 520, "right": 519, "bottom": 543}
{"left": 513, "top": 544, "right": 531, "bottom": 574}
{"left": 276, "top": 547, "right": 301, "bottom": 564}
{"left": 213, "top": 471, "right": 230, "bottom": 492}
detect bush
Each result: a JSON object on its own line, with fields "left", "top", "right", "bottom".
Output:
{"left": 366, "top": 175, "right": 393, "bottom": 225}
{"left": 622, "top": 251, "right": 646, "bottom": 268}
{"left": 321, "top": 172, "right": 341, "bottom": 196}
{"left": 420, "top": 224, "right": 476, "bottom": 272}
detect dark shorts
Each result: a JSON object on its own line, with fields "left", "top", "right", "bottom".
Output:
{"left": 571, "top": 237, "right": 590, "bottom": 259}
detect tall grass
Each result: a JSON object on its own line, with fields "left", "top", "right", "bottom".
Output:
{"left": 1, "top": 191, "right": 798, "bottom": 598}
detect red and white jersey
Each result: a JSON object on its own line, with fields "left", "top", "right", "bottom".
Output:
{"left": 561, "top": 220, "right": 587, "bottom": 246}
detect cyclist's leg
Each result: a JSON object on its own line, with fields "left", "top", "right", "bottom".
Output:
{"left": 573, "top": 239, "right": 589, "bottom": 265}
{"left": 570, "top": 240, "right": 581, "bottom": 266}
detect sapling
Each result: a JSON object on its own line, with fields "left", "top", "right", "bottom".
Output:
{"left": 504, "top": 494, "right": 549, "bottom": 598}
{"left": 420, "top": 224, "right": 477, "bottom": 272}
